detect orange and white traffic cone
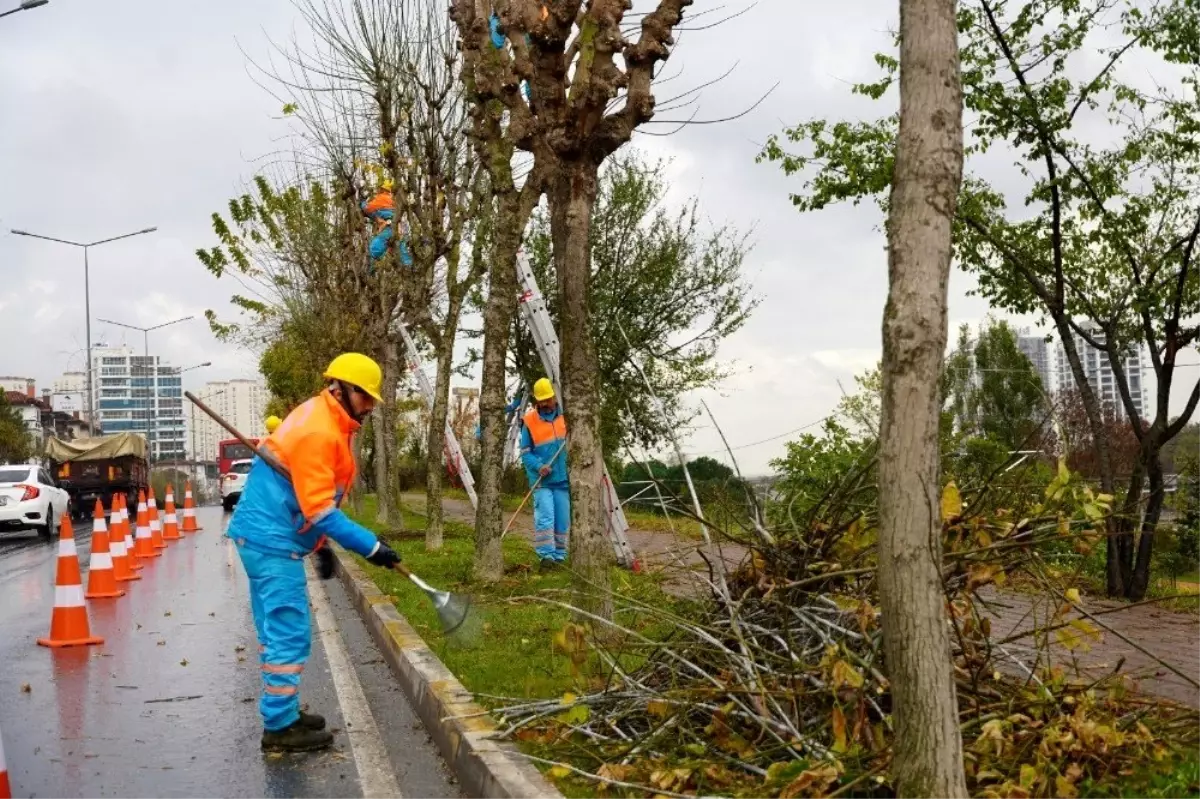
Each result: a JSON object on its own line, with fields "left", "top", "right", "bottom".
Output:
{"left": 161, "top": 485, "right": 182, "bottom": 541}
{"left": 84, "top": 499, "right": 125, "bottom": 599}
{"left": 109, "top": 498, "right": 140, "bottom": 582}
{"left": 117, "top": 494, "right": 143, "bottom": 571}
{"left": 132, "top": 492, "right": 159, "bottom": 560}
{"left": 148, "top": 490, "right": 166, "bottom": 550}
{"left": 181, "top": 481, "right": 202, "bottom": 532}
{"left": 0, "top": 720, "right": 11, "bottom": 799}
{"left": 37, "top": 513, "right": 104, "bottom": 648}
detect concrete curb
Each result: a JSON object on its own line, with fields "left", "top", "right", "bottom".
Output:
{"left": 331, "top": 545, "right": 563, "bottom": 799}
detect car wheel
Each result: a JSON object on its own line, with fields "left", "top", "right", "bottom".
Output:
{"left": 38, "top": 505, "right": 54, "bottom": 538}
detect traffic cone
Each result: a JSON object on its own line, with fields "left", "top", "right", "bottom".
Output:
{"left": 162, "top": 485, "right": 182, "bottom": 541}
{"left": 118, "top": 494, "right": 143, "bottom": 571}
{"left": 37, "top": 513, "right": 104, "bottom": 648}
{"left": 107, "top": 497, "right": 139, "bottom": 582}
{"left": 132, "top": 492, "right": 159, "bottom": 560}
{"left": 0, "top": 721, "right": 10, "bottom": 799}
{"left": 181, "top": 481, "right": 202, "bottom": 532}
{"left": 84, "top": 499, "right": 125, "bottom": 599}
{"left": 148, "top": 490, "right": 166, "bottom": 549}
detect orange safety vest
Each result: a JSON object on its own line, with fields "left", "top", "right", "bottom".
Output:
{"left": 523, "top": 408, "right": 566, "bottom": 447}
{"left": 265, "top": 390, "right": 359, "bottom": 547}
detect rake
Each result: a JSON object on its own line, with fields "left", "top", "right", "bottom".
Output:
{"left": 186, "top": 391, "right": 473, "bottom": 636}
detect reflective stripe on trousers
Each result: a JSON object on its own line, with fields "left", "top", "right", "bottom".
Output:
{"left": 237, "top": 542, "right": 311, "bottom": 731}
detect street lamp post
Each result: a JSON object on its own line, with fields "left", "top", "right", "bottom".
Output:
{"left": 177, "top": 362, "right": 211, "bottom": 472}
{"left": 95, "top": 315, "right": 192, "bottom": 463}
{"left": 11, "top": 226, "right": 156, "bottom": 436}
{"left": 0, "top": 0, "right": 49, "bottom": 19}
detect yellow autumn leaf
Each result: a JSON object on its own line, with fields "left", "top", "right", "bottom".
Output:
{"left": 561, "top": 692, "right": 577, "bottom": 706}
{"left": 1065, "top": 588, "right": 1081, "bottom": 604}
{"left": 831, "top": 705, "right": 848, "bottom": 753}
{"left": 830, "top": 659, "right": 864, "bottom": 690}
{"left": 941, "top": 481, "right": 963, "bottom": 521}
{"left": 547, "top": 765, "right": 572, "bottom": 779}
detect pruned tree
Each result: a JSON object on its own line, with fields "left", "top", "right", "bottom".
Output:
{"left": 451, "top": 0, "right": 694, "bottom": 618}
{"left": 0, "top": 392, "right": 33, "bottom": 465}
{"left": 877, "top": 0, "right": 968, "bottom": 794}
{"left": 760, "top": 0, "right": 1200, "bottom": 599}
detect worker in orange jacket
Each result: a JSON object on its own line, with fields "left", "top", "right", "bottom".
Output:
{"left": 227, "top": 353, "right": 402, "bottom": 752}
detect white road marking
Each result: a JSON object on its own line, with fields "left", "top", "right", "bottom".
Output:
{"left": 306, "top": 560, "right": 402, "bottom": 798}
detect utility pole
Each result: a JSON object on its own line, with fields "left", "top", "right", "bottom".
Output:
{"left": 11, "top": 226, "right": 157, "bottom": 435}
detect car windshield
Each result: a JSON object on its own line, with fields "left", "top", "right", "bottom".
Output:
{"left": 0, "top": 467, "right": 33, "bottom": 484}
{"left": 224, "top": 443, "right": 255, "bottom": 461}
{"left": 230, "top": 461, "right": 252, "bottom": 475}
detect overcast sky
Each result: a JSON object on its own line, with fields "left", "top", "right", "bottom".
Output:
{"left": 1, "top": 0, "right": 1195, "bottom": 474}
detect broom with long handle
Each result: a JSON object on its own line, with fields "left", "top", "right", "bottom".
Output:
{"left": 186, "top": 391, "right": 472, "bottom": 635}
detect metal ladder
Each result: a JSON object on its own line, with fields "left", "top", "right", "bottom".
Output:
{"left": 515, "top": 251, "right": 638, "bottom": 569}
{"left": 502, "top": 387, "right": 529, "bottom": 470}
{"left": 397, "top": 321, "right": 478, "bottom": 509}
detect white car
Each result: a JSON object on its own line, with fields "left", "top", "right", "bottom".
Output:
{"left": 221, "top": 459, "right": 253, "bottom": 512}
{"left": 0, "top": 464, "right": 71, "bottom": 538}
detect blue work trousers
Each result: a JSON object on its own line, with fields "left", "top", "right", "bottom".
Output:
{"left": 532, "top": 485, "right": 570, "bottom": 562}
{"left": 237, "top": 542, "right": 310, "bottom": 732}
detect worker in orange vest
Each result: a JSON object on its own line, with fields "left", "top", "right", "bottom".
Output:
{"left": 519, "top": 378, "right": 569, "bottom": 570}
{"left": 228, "top": 353, "right": 402, "bottom": 752}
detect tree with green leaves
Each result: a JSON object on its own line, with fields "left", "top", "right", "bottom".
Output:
{"left": 942, "top": 319, "right": 1047, "bottom": 450}
{"left": 0, "top": 393, "right": 32, "bottom": 465}
{"left": 760, "top": 0, "right": 1199, "bottom": 600}
{"left": 518, "top": 151, "right": 756, "bottom": 457}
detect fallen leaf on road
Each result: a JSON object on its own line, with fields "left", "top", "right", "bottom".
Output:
{"left": 20, "top": 683, "right": 31, "bottom": 693}
{"left": 234, "top": 645, "right": 246, "bottom": 652}
{"left": 164, "top": 611, "right": 172, "bottom": 617}
{"left": 266, "top": 752, "right": 284, "bottom": 760}
{"left": 136, "top": 623, "right": 142, "bottom": 630}
{"left": 156, "top": 641, "right": 166, "bottom": 646}
{"left": 180, "top": 658, "right": 189, "bottom": 667}
{"left": 208, "top": 612, "right": 216, "bottom": 617}
{"left": 237, "top": 656, "right": 247, "bottom": 663}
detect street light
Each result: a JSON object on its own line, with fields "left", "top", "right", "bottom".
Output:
{"left": 95, "top": 314, "right": 192, "bottom": 463}
{"left": 0, "top": 0, "right": 49, "bottom": 19}
{"left": 11, "top": 226, "right": 157, "bottom": 435}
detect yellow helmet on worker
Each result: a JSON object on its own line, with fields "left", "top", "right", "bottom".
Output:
{"left": 324, "top": 353, "right": 384, "bottom": 402}
{"left": 532, "top": 378, "right": 556, "bottom": 402}
{"left": 265, "top": 415, "right": 282, "bottom": 434}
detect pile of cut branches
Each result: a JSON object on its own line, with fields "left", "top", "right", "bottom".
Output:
{"left": 486, "top": 461, "right": 1199, "bottom": 797}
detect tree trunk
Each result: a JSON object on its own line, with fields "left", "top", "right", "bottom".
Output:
{"left": 424, "top": 330, "right": 456, "bottom": 552}
{"left": 384, "top": 336, "right": 405, "bottom": 531}
{"left": 473, "top": 213, "right": 522, "bottom": 583}
{"left": 374, "top": 335, "right": 401, "bottom": 528}
{"left": 1128, "top": 440, "right": 1166, "bottom": 600}
{"left": 550, "top": 160, "right": 613, "bottom": 623}
{"left": 878, "top": 0, "right": 967, "bottom": 795}
{"left": 1048, "top": 315, "right": 1125, "bottom": 595}
{"left": 373, "top": 355, "right": 393, "bottom": 527}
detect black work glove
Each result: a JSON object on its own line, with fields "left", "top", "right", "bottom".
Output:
{"left": 314, "top": 543, "right": 336, "bottom": 580}
{"left": 366, "top": 540, "right": 402, "bottom": 569}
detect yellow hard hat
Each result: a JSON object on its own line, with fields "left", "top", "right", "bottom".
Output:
{"left": 323, "top": 353, "right": 384, "bottom": 401}
{"left": 265, "top": 415, "right": 282, "bottom": 433}
{"left": 532, "top": 377, "right": 555, "bottom": 402}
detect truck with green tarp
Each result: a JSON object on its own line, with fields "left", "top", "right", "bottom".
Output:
{"left": 45, "top": 433, "right": 149, "bottom": 520}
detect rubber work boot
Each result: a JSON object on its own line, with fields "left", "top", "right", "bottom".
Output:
{"left": 261, "top": 719, "right": 334, "bottom": 752}
{"left": 299, "top": 709, "right": 326, "bottom": 730}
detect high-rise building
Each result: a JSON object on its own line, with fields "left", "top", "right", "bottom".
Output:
{"left": 190, "top": 379, "right": 270, "bottom": 460}
{"left": 91, "top": 346, "right": 186, "bottom": 461}
{"left": 1015, "top": 331, "right": 1054, "bottom": 394}
{"left": 53, "top": 372, "right": 86, "bottom": 394}
{"left": 1054, "top": 323, "right": 1147, "bottom": 421}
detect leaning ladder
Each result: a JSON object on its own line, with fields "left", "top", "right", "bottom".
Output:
{"left": 515, "top": 251, "right": 638, "bottom": 569}
{"left": 397, "top": 321, "right": 479, "bottom": 510}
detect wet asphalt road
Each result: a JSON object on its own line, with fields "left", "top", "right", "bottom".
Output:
{"left": 0, "top": 505, "right": 461, "bottom": 798}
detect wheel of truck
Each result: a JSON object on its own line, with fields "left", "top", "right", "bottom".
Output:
{"left": 38, "top": 505, "right": 55, "bottom": 538}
